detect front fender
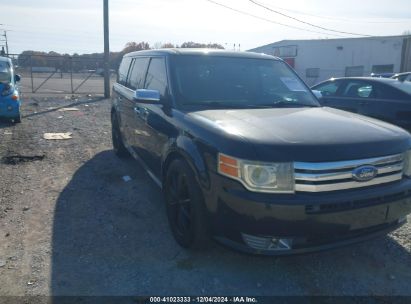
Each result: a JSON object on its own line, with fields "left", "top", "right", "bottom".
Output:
{"left": 162, "top": 135, "right": 212, "bottom": 191}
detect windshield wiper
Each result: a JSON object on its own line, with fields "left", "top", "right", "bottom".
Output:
{"left": 183, "top": 102, "right": 258, "bottom": 109}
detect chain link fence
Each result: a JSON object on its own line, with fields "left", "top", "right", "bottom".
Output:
{"left": 8, "top": 53, "right": 116, "bottom": 95}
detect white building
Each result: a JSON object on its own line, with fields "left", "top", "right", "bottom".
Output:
{"left": 249, "top": 35, "right": 411, "bottom": 86}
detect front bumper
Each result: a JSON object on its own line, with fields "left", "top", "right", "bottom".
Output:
{"left": 206, "top": 173, "right": 411, "bottom": 255}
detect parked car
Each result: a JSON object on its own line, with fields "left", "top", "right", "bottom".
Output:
{"left": 0, "top": 56, "right": 22, "bottom": 123}
{"left": 392, "top": 72, "right": 411, "bottom": 82}
{"left": 312, "top": 77, "right": 411, "bottom": 129}
{"left": 111, "top": 50, "right": 411, "bottom": 255}
{"left": 370, "top": 72, "right": 395, "bottom": 78}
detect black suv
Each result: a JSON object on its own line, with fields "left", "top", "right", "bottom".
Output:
{"left": 111, "top": 49, "right": 411, "bottom": 255}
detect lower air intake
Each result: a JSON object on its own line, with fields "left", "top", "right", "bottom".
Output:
{"left": 242, "top": 233, "right": 293, "bottom": 251}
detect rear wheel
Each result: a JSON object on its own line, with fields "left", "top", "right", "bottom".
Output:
{"left": 164, "top": 159, "right": 210, "bottom": 249}
{"left": 111, "top": 112, "right": 129, "bottom": 158}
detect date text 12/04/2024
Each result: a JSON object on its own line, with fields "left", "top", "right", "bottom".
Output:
{"left": 149, "top": 297, "right": 258, "bottom": 303}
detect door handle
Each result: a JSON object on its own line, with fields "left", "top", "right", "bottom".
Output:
{"left": 359, "top": 101, "right": 368, "bottom": 105}
{"left": 134, "top": 107, "right": 141, "bottom": 115}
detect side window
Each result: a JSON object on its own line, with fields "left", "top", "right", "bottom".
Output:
{"left": 342, "top": 81, "right": 374, "bottom": 98}
{"left": 117, "top": 57, "right": 132, "bottom": 86}
{"left": 128, "top": 57, "right": 149, "bottom": 90}
{"left": 315, "top": 81, "right": 341, "bottom": 97}
{"left": 144, "top": 57, "right": 168, "bottom": 98}
{"left": 375, "top": 84, "right": 408, "bottom": 100}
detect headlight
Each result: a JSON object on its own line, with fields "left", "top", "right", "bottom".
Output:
{"left": 403, "top": 150, "right": 411, "bottom": 177}
{"left": 218, "top": 153, "right": 294, "bottom": 193}
{"left": 1, "top": 83, "right": 14, "bottom": 97}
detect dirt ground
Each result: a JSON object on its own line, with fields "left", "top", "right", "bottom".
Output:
{"left": 0, "top": 96, "right": 411, "bottom": 299}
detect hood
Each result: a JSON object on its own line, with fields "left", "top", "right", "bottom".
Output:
{"left": 189, "top": 107, "right": 411, "bottom": 162}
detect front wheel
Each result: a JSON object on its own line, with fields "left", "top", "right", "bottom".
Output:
{"left": 164, "top": 159, "right": 210, "bottom": 249}
{"left": 111, "top": 112, "right": 130, "bottom": 158}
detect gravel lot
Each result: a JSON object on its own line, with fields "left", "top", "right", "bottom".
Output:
{"left": 0, "top": 96, "right": 411, "bottom": 298}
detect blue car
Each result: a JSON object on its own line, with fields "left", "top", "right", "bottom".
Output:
{"left": 312, "top": 77, "right": 411, "bottom": 129}
{"left": 0, "top": 56, "right": 22, "bottom": 123}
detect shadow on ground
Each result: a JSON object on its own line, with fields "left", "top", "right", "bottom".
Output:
{"left": 51, "top": 151, "right": 411, "bottom": 297}
{"left": 0, "top": 119, "right": 16, "bottom": 129}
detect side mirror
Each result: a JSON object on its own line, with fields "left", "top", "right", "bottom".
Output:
{"left": 134, "top": 89, "right": 161, "bottom": 103}
{"left": 312, "top": 90, "right": 322, "bottom": 99}
{"left": 14, "top": 74, "right": 21, "bottom": 82}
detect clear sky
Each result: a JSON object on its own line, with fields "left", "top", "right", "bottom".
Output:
{"left": 1, "top": 0, "right": 411, "bottom": 54}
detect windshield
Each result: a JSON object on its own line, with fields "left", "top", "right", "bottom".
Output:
{"left": 0, "top": 61, "right": 11, "bottom": 83}
{"left": 170, "top": 56, "right": 319, "bottom": 109}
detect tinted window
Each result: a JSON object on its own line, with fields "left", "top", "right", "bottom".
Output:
{"left": 389, "top": 80, "right": 411, "bottom": 96}
{"left": 117, "top": 57, "right": 132, "bottom": 86}
{"left": 171, "top": 56, "right": 319, "bottom": 108}
{"left": 145, "top": 57, "right": 168, "bottom": 98}
{"left": 376, "top": 83, "right": 410, "bottom": 100}
{"left": 128, "top": 57, "right": 149, "bottom": 90}
{"left": 314, "top": 80, "right": 341, "bottom": 96}
{"left": 342, "top": 81, "right": 375, "bottom": 98}
{"left": 0, "top": 61, "right": 11, "bottom": 83}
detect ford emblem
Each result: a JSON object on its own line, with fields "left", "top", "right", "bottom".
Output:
{"left": 352, "top": 166, "right": 378, "bottom": 182}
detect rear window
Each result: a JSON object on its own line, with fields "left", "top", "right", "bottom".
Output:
{"left": 390, "top": 81, "right": 411, "bottom": 96}
{"left": 0, "top": 61, "right": 11, "bottom": 83}
{"left": 117, "top": 57, "right": 132, "bottom": 86}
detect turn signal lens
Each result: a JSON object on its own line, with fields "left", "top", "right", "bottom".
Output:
{"left": 218, "top": 154, "right": 239, "bottom": 178}
{"left": 11, "top": 94, "right": 19, "bottom": 101}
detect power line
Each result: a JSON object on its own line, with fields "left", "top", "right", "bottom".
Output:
{"left": 204, "top": 0, "right": 346, "bottom": 37}
{"left": 251, "top": 2, "right": 409, "bottom": 24}
{"left": 248, "top": 0, "right": 373, "bottom": 37}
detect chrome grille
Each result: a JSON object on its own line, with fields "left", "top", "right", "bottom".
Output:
{"left": 295, "top": 154, "right": 404, "bottom": 192}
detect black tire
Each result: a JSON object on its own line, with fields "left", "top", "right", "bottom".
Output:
{"left": 13, "top": 114, "right": 21, "bottom": 123}
{"left": 164, "top": 159, "right": 210, "bottom": 249}
{"left": 111, "top": 112, "right": 130, "bottom": 158}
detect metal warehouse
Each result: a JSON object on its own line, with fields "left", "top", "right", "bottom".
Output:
{"left": 249, "top": 35, "right": 411, "bottom": 86}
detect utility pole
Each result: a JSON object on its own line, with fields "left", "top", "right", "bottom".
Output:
{"left": 3, "top": 31, "right": 9, "bottom": 56}
{"left": 103, "top": 0, "right": 110, "bottom": 98}
{"left": 0, "top": 30, "right": 9, "bottom": 56}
